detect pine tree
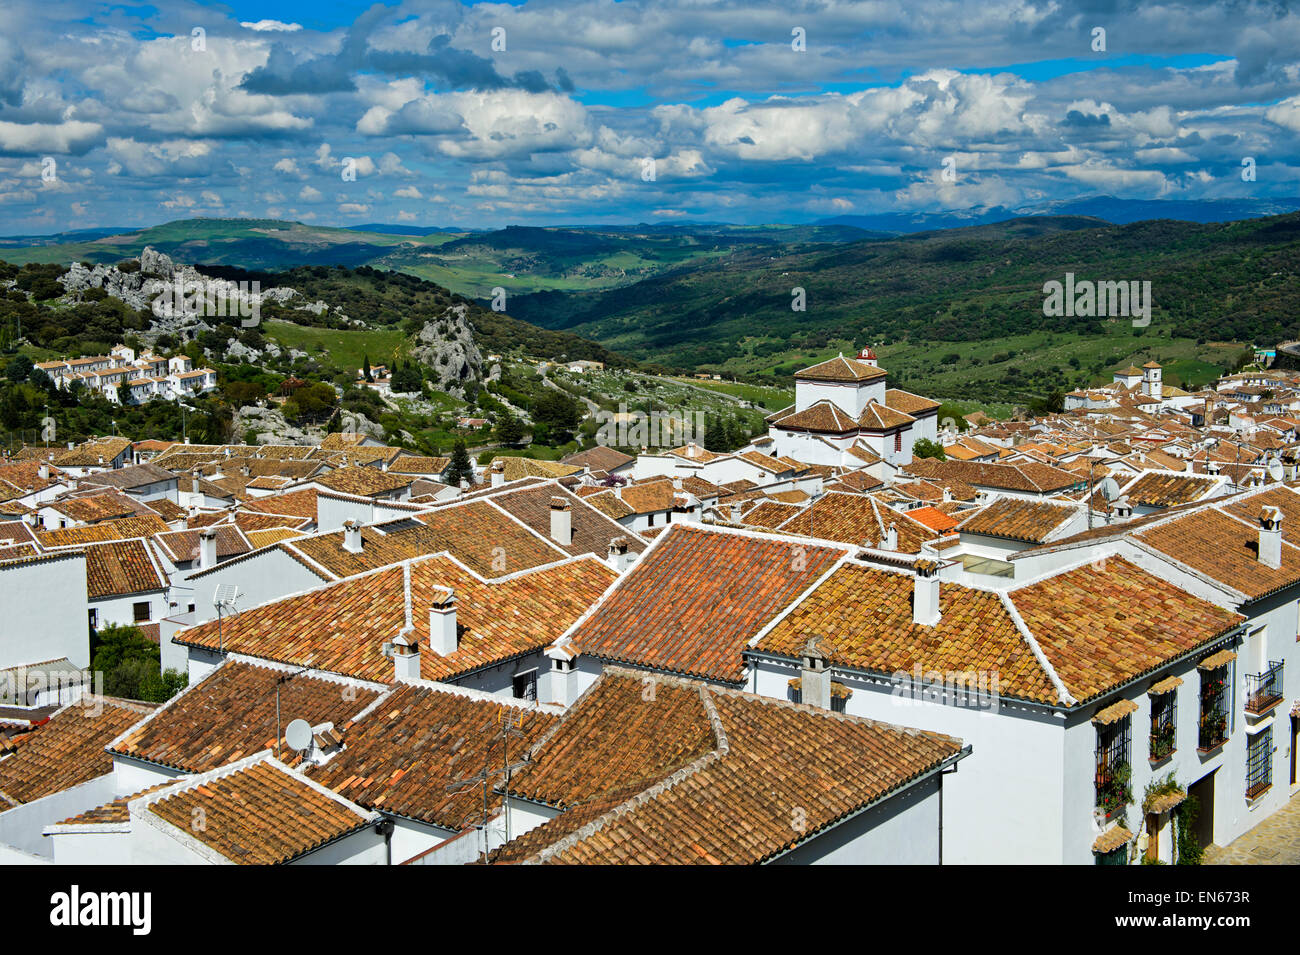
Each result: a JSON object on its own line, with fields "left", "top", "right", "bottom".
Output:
{"left": 447, "top": 438, "right": 474, "bottom": 488}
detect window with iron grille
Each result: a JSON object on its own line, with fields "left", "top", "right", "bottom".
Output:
{"left": 1150, "top": 692, "right": 1176, "bottom": 761}
{"left": 1199, "top": 665, "right": 1229, "bottom": 750}
{"left": 511, "top": 669, "right": 538, "bottom": 702}
{"left": 1246, "top": 727, "right": 1273, "bottom": 799}
{"left": 1095, "top": 717, "right": 1132, "bottom": 815}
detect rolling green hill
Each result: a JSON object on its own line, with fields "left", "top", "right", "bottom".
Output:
{"left": 504, "top": 214, "right": 1300, "bottom": 401}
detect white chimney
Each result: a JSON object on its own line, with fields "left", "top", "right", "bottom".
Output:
{"left": 688, "top": 441, "right": 699, "bottom": 459}
{"left": 673, "top": 475, "right": 683, "bottom": 490}
{"left": 607, "top": 536, "right": 632, "bottom": 572}
{"left": 884, "top": 523, "right": 899, "bottom": 551}
{"left": 550, "top": 497, "right": 572, "bottom": 546}
{"left": 198, "top": 528, "right": 218, "bottom": 570}
{"left": 546, "top": 638, "right": 580, "bottom": 705}
{"left": 191, "top": 471, "right": 201, "bottom": 495}
{"left": 38, "top": 463, "right": 49, "bottom": 481}
{"left": 800, "top": 637, "right": 832, "bottom": 709}
{"left": 913, "top": 558, "right": 941, "bottom": 626}
{"left": 491, "top": 461, "right": 505, "bottom": 487}
{"left": 1259, "top": 506, "right": 1283, "bottom": 569}
{"left": 429, "top": 592, "right": 458, "bottom": 655}
{"left": 729, "top": 501, "right": 742, "bottom": 523}
{"left": 391, "top": 630, "right": 421, "bottom": 680}
{"left": 342, "top": 520, "right": 363, "bottom": 554}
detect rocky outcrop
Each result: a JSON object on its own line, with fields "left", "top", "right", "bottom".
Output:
{"left": 58, "top": 247, "right": 336, "bottom": 342}
{"left": 232, "top": 405, "right": 319, "bottom": 445}
{"left": 410, "top": 303, "right": 484, "bottom": 398}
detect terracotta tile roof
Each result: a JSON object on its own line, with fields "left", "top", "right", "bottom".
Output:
{"left": 885, "top": 389, "right": 941, "bottom": 416}
{"left": 310, "top": 466, "right": 414, "bottom": 498}
{"left": 482, "top": 484, "right": 647, "bottom": 558}
{"left": 562, "top": 446, "right": 634, "bottom": 472}
{"left": 906, "top": 458, "right": 1084, "bottom": 494}
{"left": 667, "top": 444, "right": 723, "bottom": 464}
{"left": 1009, "top": 558, "right": 1243, "bottom": 704}
{"left": 0, "top": 698, "right": 156, "bottom": 807}
{"left": 51, "top": 437, "right": 132, "bottom": 469}
{"left": 245, "top": 527, "right": 306, "bottom": 548}
{"left": 1134, "top": 504, "right": 1300, "bottom": 600}
{"left": 178, "top": 556, "right": 615, "bottom": 684}
{"left": 616, "top": 481, "right": 677, "bottom": 515}
{"left": 388, "top": 455, "right": 450, "bottom": 475}
{"left": 492, "top": 670, "right": 963, "bottom": 864}
{"left": 907, "top": 505, "right": 961, "bottom": 534}
{"left": 825, "top": 471, "right": 885, "bottom": 493}
{"left": 108, "top": 661, "right": 382, "bottom": 773}
{"left": 737, "top": 500, "right": 804, "bottom": 529}
{"left": 1148, "top": 675, "right": 1183, "bottom": 695}
{"left": 56, "top": 780, "right": 175, "bottom": 826}
{"left": 1122, "top": 471, "right": 1218, "bottom": 507}
{"left": 779, "top": 491, "right": 935, "bottom": 552}
{"left": 146, "top": 756, "right": 375, "bottom": 864}
{"left": 582, "top": 489, "right": 634, "bottom": 520}
{"left": 754, "top": 564, "right": 1059, "bottom": 704}
{"left": 769, "top": 401, "right": 859, "bottom": 433}
{"left": 794, "top": 355, "right": 887, "bottom": 383}
{"left": 237, "top": 487, "right": 319, "bottom": 521}
{"left": 43, "top": 491, "right": 138, "bottom": 524}
{"left": 36, "top": 514, "right": 169, "bottom": 547}
{"left": 80, "top": 462, "right": 177, "bottom": 491}
{"left": 145, "top": 498, "right": 187, "bottom": 522}
{"left": 490, "top": 457, "right": 583, "bottom": 482}
{"left": 152, "top": 525, "right": 251, "bottom": 564}
{"left": 957, "top": 497, "right": 1077, "bottom": 543}
{"left": 856, "top": 401, "right": 915, "bottom": 430}
{"left": 567, "top": 525, "right": 847, "bottom": 683}
{"left": 46, "top": 538, "right": 168, "bottom": 599}
{"left": 232, "top": 510, "right": 312, "bottom": 534}
{"left": 305, "top": 684, "right": 557, "bottom": 830}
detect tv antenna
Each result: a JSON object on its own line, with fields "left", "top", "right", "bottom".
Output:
{"left": 446, "top": 709, "right": 531, "bottom": 860}
{"left": 213, "top": 584, "right": 241, "bottom": 656}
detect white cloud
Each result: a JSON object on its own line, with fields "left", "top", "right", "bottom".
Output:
{"left": 299, "top": 185, "right": 322, "bottom": 201}
{"left": 241, "top": 20, "right": 303, "bottom": 32}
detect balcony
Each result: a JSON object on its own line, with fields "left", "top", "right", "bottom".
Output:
{"left": 1244, "top": 661, "right": 1284, "bottom": 715}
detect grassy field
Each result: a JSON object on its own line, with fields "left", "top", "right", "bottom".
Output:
{"left": 263, "top": 320, "right": 408, "bottom": 376}
{"left": 670, "top": 377, "right": 794, "bottom": 410}
{"left": 704, "top": 327, "right": 1245, "bottom": 404}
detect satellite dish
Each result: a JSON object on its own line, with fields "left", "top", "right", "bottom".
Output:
{"left": 1099, "top": 477, "right": 1121, "bottom": 502}
{"left": 1267, "top": 460, "right": 1284, "bottom": 482}
{"left": 284, "top": 718, "right": 313, "bottom": 752}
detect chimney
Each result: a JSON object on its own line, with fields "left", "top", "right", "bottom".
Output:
{"left": 913, "top": 558, "right": 941, "bottom": 626}
{"left": 342, "top": 519, "right": 363, "bottom": 554}
{"left": 546, "top": 638, "right": 580, "bottom": 705}
{"left": 687, "top": 441, "right": 699, "bottom": 459}
{"left": 191, "top": 471, "right": 201, "bottom": 495}
{"left": 550, "top": 497, "right": 572, "bottom": 546}
{"left": 607, "top": 536, "right": 631, "bottom": 572}
{"left": 1259, "top": 506, "right": 1283, "bottom": 569}
{"left": 490, "top": 461, "right": 505, "bottom": 487}
{"left": 941, "top": 486, "right": 951, "bottom": 503}
{"left": 429, "top": 591, "right": 458, "bottom": 655}
{"left": 391, "top": 630, "right": 421, "bottom": 680}
{"left": 884, "top": 523, "right": 898, "bottom": 551}
{"left": 673, "top": 475, "right": 683, "bottom": 491}
{"left": 729, "top": 501, "right": 743, "bottom": 523}
{"left": 198, "top": 527, "right": 218, "bottom": 570}
{"left": 800, "top": 637, "right": 833, "bottom": 709}
{"left": 38, "top": 463, "right": 49, "bottom": 481}
{"left": 240, "top": 464, "right": 250, "bottom": 477}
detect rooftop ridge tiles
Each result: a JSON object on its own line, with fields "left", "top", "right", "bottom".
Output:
{"left": 997, "top": 589, "right": 1076, "bottom": 707}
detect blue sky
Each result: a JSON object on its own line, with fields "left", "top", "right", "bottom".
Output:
{"left": 1, "top": 0, "right": 1299, "bottom": 232}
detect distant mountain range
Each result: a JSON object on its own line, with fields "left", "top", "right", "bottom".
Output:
{"left": 816, "top": 196, "right": 1300, "bottom": 234}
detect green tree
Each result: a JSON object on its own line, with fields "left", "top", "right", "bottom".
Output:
{"left": 531, "top": 389, "right": 582, "bottom": 442}
{"left": 363, "top": 354, "right": 373, "bottom": 382}
{"left": 445, "top": 438, "right": 475, "bottom": 488}
{"left": 497, "top": 414, "right": 526, "bottom": 446}
{"left": 913, "top": 438, "right": 947, "bottom": 460}
{"left": 89, "top": 623, "right": 188, "bottom": 703}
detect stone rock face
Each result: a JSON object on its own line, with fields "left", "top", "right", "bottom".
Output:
{"left": 410, "top": 303, "right": 484, "bottom": 398}
{"left": 232, "top": 405, "right": 319, "bottom": 446}
{"left": 338, "top": 411, "right": 386, "bottom": 440}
